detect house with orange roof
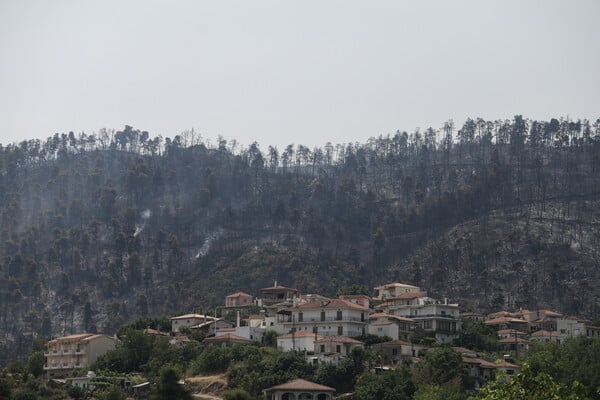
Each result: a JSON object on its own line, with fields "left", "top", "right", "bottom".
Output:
{"left": 263, "top": 378, "right": 335, "bottom": 400}
{"left": 462, "top": 353, "right": 520, "bottom": 387}
{"left": 260, "top": 281, "right": 300, "bottom": 306}
{"left": 44, "top": 333, "right": 117, "bottom": 378}
{"left": 487, "top": 310, "right": 519, "bottom": 320}
{"left": 215, "top": 323, "right": 266, "bottom": 344}
{"left": 460, "top": 312, "right": 485, "bottom": 323}
{"left": 203, "top": 333, "right": 254, "bottom": 347}
{"left": 463, "top": 356, "right": 497, "bottom": 384}
{"left": 225, "top": 291, "right": 253, "bottom": 307}
{"left": 314, "top": 336, "right": 364, "bottom": 364}
{"left": 284, "top": 297, "right": 369, "bottom": 338}
{"left": 338, "top": 294, "right": 371, "bottom": 308}
{"left": 496, "top": 329, "right": 528, "bottom": 340}
{"left": 530, "top": 329, "right": 561, "bottom": 343}
{"left": 484, "top": 317, "right": 529, "bottom": 332}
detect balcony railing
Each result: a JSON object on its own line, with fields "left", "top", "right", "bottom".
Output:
{"left": 405, "top": 314, "right": 458, "bottom": 320}
{"left": 291, "top": 316, "right": 366, "bottom": 323}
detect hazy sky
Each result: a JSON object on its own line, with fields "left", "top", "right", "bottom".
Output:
{"left": 1, "top": 0, "right": 599, "bottom": 150}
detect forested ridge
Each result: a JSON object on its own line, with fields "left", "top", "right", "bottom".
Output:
{"left": 1, "top": 116, "right": 600, "bottom": 365}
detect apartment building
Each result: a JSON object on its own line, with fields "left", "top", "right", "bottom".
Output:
{"left": 45, "top": 333, "right": 117, "bottom": 378}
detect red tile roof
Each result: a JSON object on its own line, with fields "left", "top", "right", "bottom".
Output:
{"left": 462, "top": 357, "right": 497, "bottom": 369}
{"left": 495, "top": 360, "right": 520, "bottom": 369}
{"left": 48, "top": 333, "right": 115, "bottom": 344}
{"left": 294, "top": 298, "right": 370, "bottom": 311}
{"left": 261, "top": 285, "right": 298, "bottom": 292}
{"left": 204, "top": 334, "right": 253, "bottom": 343}
{"left": 485, "top": 317, "right": 528, "bottom": 325}
{"left": 226, "top": 291, "right": 252, "bottom": 298}
{"left": 264, "top": 378, "right": 335, "bottom": 392}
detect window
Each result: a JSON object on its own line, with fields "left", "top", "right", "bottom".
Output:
{"left": 298, "top": 312, "right": 303, "bottom": 322}
{"left": 361, "top": 312, "right": 365, "bottom": 322}
{"left": 392, "top": 349, "right": 398, "bottom": 356}
{"left": 320, "top": 345, "right": 325, "bottom": 353}
{"left": 313, "top": 326, "right": 318, "bottom": 334}
{"left": 336, "top": 310, "right": 342, "bottom": 321}
{"left": 336, "top": 345, "right": 341, "bottom": 353}
{"left": 321, "top": 311, "right": 326, "bottom": 321}
{"left": 337, "top": 326, "right": 343, "bottom": 335}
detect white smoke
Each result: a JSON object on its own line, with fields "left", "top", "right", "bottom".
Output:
{"left": 195, "top": 229, "right": 222, "bottom": 258}
{"left": 134, "top": 209, "right": 152, "bottom": 237}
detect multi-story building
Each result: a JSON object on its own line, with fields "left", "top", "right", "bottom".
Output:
{"left": 284, "top": 298, "right": 369, "bottom": 338}
{"left": 44, "top": 333, "right": 117, "bottom": 378}
{"left": 393, "top": 300, "right": 461, "bottom": 343}
{"left": 375, "top": 287, "right": 461, "bottom": 343}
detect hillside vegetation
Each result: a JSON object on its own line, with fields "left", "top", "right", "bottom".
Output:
{"left": 1, "top": 116, "right": 600, "bottom": 364}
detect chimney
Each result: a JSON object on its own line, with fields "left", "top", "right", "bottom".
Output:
{"left": 237, "top": 310, "right": 241, "bottom": 328}
{"left": 274, "top": 280, "right": 278, "bottom": 287}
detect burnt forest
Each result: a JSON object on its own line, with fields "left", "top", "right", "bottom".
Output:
{"left": 1, "top": 116, "right": 600, "bottom": 364}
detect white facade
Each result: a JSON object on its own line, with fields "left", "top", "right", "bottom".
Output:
{"left": 216, "top": 326, "right": 266, "bottom": 344}
{"left": 284, "top": 299, "right": 369, "bottom": 338}
{"left": 277, "top": 331, "right": 322, "bottom": 352}
{"left": 556, "top": 319, "right": 586, "bottom": 340}
{"left": 386, "top": 299, "right": 461, "bottom": 343}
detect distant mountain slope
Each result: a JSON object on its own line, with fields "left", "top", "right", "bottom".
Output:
{"left": 390, "top": 200, "right": 600, "bottom": 318}
{"left": 1, "top": 116, "right": 600, "bottom": 364}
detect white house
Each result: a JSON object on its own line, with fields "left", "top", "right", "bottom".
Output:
{"left": 277, "top": 331, "right": 323, "bottom": 352}
{"left": 384, "top": 297, "right": 461, "bottom": 343}
{"left": 284, "top": 298, "right": 369, "bottom": 338}
{"left": 368, "top": 313, "right": 415, "bottom": 341}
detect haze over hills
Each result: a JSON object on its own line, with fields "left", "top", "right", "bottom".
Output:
{"left": 1, "top": 115, "right": 600, "bottom": 365}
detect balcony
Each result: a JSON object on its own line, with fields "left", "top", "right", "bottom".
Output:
{"left": 410, "top": 314, "right": 458, "bottom": 320}
{"left": 294, "top": 316, "right": 366, "bottom": 323}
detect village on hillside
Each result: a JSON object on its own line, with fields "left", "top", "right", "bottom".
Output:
{"left": 44, "top": 281, "right": 600, "bottom": 398}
